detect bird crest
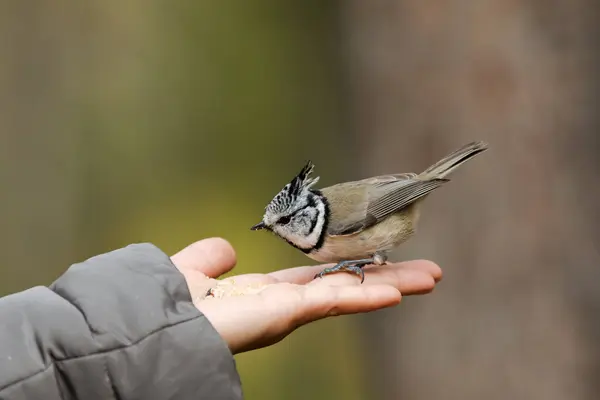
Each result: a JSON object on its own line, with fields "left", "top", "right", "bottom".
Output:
{"left": 266, "top": 161, "right": 320, "bottom": 214}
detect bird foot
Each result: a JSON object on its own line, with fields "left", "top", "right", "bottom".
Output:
{"left": 314, "top": 259, "right": 374, "bottom": 284}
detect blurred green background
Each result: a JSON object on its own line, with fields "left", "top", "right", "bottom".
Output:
{"left": 2, "top": 1, "right": 600, "bottom": 399}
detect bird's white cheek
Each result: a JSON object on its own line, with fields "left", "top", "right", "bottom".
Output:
{"left": 274, "top": 226, "right": 299, "bottom": 243}
{"left": 272, "top": 226, "right": 287, "bottom": 239}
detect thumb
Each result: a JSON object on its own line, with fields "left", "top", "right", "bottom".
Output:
{"left": 171, "top": 237, "right": 237, "bottom": 278}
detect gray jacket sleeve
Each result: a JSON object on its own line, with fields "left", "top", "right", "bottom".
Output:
{"left": 0, "top": 243, "right": 242, "bottom": 400}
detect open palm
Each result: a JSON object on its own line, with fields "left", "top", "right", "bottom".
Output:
{"left": 172, "top": 238, "right": 442, "bottom": 354}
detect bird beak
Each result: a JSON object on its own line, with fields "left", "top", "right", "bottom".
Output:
{"left": 250, "top": 221, "right": 266, "bottom": 231}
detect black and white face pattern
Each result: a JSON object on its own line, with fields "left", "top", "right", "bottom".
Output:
{"left": 258, "top": 161, "right": 329, "bottom": 252}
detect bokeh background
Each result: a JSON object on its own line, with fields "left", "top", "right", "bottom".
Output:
{"left": 2, "top": 2, "right": 599, "bottom": 399}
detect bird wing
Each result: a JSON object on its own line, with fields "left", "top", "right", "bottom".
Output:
{"left": 322, "top": 175, "right": 448, "bottom": 236}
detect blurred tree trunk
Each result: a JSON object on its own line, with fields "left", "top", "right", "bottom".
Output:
{"left": 339, "top": 1, "right": 600, "bottom": 399}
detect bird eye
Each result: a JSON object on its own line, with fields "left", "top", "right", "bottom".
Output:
{"left": 277, "top": 215, "right": 292, "bottom": 225}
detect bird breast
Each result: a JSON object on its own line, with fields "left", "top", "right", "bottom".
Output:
{"left": 308, "top": 204, "right": 421, "bottom": 263}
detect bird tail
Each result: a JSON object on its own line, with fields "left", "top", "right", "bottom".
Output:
{"left": 420, "top": 141, "right": 488, "bottom": 179}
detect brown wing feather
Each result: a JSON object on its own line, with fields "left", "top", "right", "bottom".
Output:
{"left": 322, "top": 175, "right": 448, "bottom": 237}
{"left": 321, "top": 141, "right": 487, "bottom": 237}
{"left": 367, "top": 178, "right": 448, "bottom": 221}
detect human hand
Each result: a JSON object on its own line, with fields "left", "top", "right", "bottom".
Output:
{"left": 171, "top": 238, "right": 442, "bottom": 354}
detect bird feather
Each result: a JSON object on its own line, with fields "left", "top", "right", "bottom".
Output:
{"left": 322, "top": 176, "right": 448, "bottom": 236}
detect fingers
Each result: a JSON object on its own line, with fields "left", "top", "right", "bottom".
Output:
{"left": 268, "top": 264, "right": 324, "bottom": 283}
{"left": 269, "top": 260, "right": 441, "bottom": 295}
{"left": 171, "top": 237, "right": 237, "bottom": 278}
{"left": 411, "top": 259, "right": 443, "bottom": 282}
{"left": 309, "top": 266, "right": 435, "bottom": 295}
{"left": 293, "top": 283, "right": 402, "bottom": 325}
{"left": 269, "top": 260, "right": 439, "bottom": 283}
{"left": 358, "top": 262, "right": 438, "bottom": 294}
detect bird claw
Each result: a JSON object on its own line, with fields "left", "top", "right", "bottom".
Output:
{"left": 313, "top": 263, "right": 366, "bottom": 284}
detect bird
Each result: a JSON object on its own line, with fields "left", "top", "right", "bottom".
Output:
{"left": 250, "top": 141, "right": 488, "bottom": 283}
